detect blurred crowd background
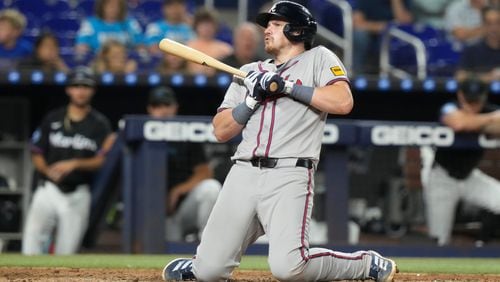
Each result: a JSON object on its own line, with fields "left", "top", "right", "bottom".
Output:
{"left": 0, "top": 0, "right": 497, "bottom": 79}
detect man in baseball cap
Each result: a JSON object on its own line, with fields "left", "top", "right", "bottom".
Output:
{"left": 424, "top": 77, "right": 500, "bottom": 247}
{"left": 147, "top": 86, "right": 179, "bottom": 118}
{"left": 146, "top": 86, "right": 221, "bottom": 243}
{"left": 67, "top": 66, "right": 96, "bottom": 87}
{"left": 459, "top": 78, "right": 488, "bottom": 103}
{"left": 22, "top": 64, "right": 113, "bottom": 255}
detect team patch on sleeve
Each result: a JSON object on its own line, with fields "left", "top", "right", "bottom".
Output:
{"left": 330, "top": 66, "right": 345, "bottom": 76}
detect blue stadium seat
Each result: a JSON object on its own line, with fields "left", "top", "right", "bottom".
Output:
{"left": 23, "top": 12, "right": 42, "bottom": 37}
{"left": 131, "top": 0, "right": 163, "bottom": 27}
{"left": 310, "top": 0, "right": 344, "bottom": 36}
{"left": 57, "top": 34, "right": 76, "bottom": 49}
{"left": 129, "top": 50, "right": 160, "bottom": 73}
{"left": 62, "top": 51, "right": 93, "bottom": 68}
{"left": 310, "top": 0, "right": 355, "bottom": 37}
{"left": 14, "top": 0, "right": 70, "bottom": 21}
{"left": 44, "top": 15, "right": 81, "bottom": 38}
{"left": 388, "top": 23, "right": 460, "bottom": 77}
{"left": 76, "top": 0, "right": 95, "bottom": 17}
{"left": 216, "top": 23, "right": 233, "bottom": 45}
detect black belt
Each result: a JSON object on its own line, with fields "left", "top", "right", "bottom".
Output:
{"left": 236, "top": 157, "right": 314, "bottom": 169}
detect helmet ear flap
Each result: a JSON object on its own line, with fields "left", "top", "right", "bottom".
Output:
{"left": 283, "top": 24, "right": 302, "bottom": 42}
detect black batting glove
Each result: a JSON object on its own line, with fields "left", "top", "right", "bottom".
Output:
{"left": 258, "top": 71, "right": 290, "bottom": 96}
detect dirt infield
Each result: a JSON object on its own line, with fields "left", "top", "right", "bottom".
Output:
{"left": 1, "top": 267, "right": 500, "bottom": 281}
{"left": 0, "top": 267, "right": 500, "bottom": 282}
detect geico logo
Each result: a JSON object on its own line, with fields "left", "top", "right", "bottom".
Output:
{"left": 371, "top": 125, "right": 454, "bottom": 146}
{"left": 144, "top": 121, "right": 217, "bottom": 142}
{"left": 322, "top": 124, "right": 339, "bottom": 144}
{"left": 478, "top": 134, "right": 500, "bottom": 148}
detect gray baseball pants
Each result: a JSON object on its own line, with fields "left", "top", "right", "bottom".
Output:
{"left": 192, "top": 160, "right": 371, "bottom": 281}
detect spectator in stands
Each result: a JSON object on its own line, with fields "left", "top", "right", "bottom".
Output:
{"left": 186, "top": 8, "right": 233, "bottom": 76}
{"left": 444, "top": 0, "right": 488, "bottom": 46}
{"left": 146, "top": 86, "right": 221, "bottom": 242}
{"left": 456, "top": 6, "right": 500, "bottom": 82}
{"left": 91, "top": 39, "right": 137, "bottom": 74}
{"left": 19, "top": 32, "right": 69, "bottom": 72}
{"left": 222, "top": 22, "right": 264, "bottom": 68}
{"left": 422, "top": 78, "right": 500, "bottom": 246}
{"left": 0, "top": 9, "right": 32, "bottom": 67}
{"left": 352, "top": 0, "right": 413, "bottom": 74}
{"left": 145, "top": 0, "right": 195, "bottom": 55}
{"left": 75, "top": 0, "right": 143, "bottom": 58}
{"left": 410, "top": 0, "right": 452, "bottom": 29}
{"left": 156, "top": 52, "right": 188, "bottom": 75}
{"left": 22, "top": 66, "right": 114, "bottom": 255}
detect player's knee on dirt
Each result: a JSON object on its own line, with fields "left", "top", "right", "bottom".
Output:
{"left": 268, "top": 251, "right": 306, "bottom": 281}
{"left": 193, "top": 260, "right": 230, "bottom": 282}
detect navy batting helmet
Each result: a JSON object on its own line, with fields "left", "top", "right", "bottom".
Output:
{"left": 256, "top": 1, "right": 317, "bottom": 48}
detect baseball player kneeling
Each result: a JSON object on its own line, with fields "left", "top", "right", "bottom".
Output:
{"left": 162, "top": 1, "right": 398, "bottom": 281}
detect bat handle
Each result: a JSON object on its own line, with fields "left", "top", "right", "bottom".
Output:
{"left": 269, "top": 82, "right": 278, "bottom": 93}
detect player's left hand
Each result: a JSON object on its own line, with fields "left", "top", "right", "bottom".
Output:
{"left": 47, "top": 160, "right": 78, "bottom": 182}
{"left": 258, "top": 72, "right": 286, "bottom": 95}
{"left": 243, "top": 71, "right": 265, "bottom": 101}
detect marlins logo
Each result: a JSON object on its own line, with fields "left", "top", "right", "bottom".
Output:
{"left": 330, "top": 66, "right": 345, "bottom": 76}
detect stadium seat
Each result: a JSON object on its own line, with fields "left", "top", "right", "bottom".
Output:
{"left": 57, "top": 34, "right": 76, "bottom": 49}
{"left": 76, "top": 0, "right": 95, "bottom": 17}
{"left": 44, "top": 15, "right": 80, "bottom": 38}
{"left": 387, "top": 23, "right": 460, "bottom": 78}
{"left": 132, "top": 0, "right": 163, "bottom": 28}
{"left": 13, "top": 0, "right": 70, "bottom": 20}
{"left": 216, "top": 23, "right": 233, "bottom": 45}
{"left": 310, "top": 0, "right": 345, "bottom": 36}
{"left": 23, "top": 12, "right": 42, "bottom": 37}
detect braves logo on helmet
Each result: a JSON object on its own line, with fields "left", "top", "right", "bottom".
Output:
{"left": 256, "top": 1, "right": 317, "bottom": 48}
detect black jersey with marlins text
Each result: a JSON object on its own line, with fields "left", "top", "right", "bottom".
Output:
{"left": 31, "top": 107, "right": 112, "bottom": 192}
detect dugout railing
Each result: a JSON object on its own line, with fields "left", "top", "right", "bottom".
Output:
{"left": 115, "top": 115, "right": 500, "bottom": 256}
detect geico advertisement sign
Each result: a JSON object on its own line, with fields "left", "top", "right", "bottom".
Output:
{"left": 322, "top": 124, "right": 339, "bottom": 144}
{"left": 144, "top": 121, "right": 341, "bottom": 144}
{"left": 144, "top": 121, "right": 217, "bottom": 142}
{"left": 479, "top": 134, "right": 500, "bottom": 148}
{"left": 371, "top": 125, "right": 454, "bottom": 146}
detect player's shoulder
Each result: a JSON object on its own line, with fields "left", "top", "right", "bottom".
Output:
{"left": 44, "top": 107, "right": 66, "bottom": 121}
{"left": 88, "top": 109, "right": 112, "bottom": 126}
{"left": 240, "top": 59, "right": 274, "bottom": 72}
{"left": 307, "top": 45, "right": 339, "bottom": 58}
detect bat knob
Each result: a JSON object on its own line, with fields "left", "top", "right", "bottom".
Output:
{"left": 269, "top": 82, "right": 278, "bottom": 93}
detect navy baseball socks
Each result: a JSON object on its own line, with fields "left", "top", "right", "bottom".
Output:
{"left": 162, "top": 258, "right": 196, "bottom": 281}
{"left": 368, "top": 250, "right": 398, "bottom": 282}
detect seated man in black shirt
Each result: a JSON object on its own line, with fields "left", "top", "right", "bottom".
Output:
{"left": 146, "top": 86, "right": 221, "bottom": 241}
{"left": 423, "top": 78, "right": 500, "bottom": 246}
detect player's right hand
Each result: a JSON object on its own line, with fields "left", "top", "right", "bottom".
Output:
{"left": 243, "top": 71, "right": 265, "bottom": 101}
{"left": 258, "top": 71, "right": 286, "bottom": 95}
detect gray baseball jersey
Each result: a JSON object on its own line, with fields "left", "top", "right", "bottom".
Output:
{"left": 219, "top": 46, "right": 349, "bottom": 161}
{"left": 193, "top": 46, "right": 377, "bottom": 281}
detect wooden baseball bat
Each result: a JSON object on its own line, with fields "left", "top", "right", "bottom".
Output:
{"left": 158, "top": 38, "right": 277, "bottom": 92}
